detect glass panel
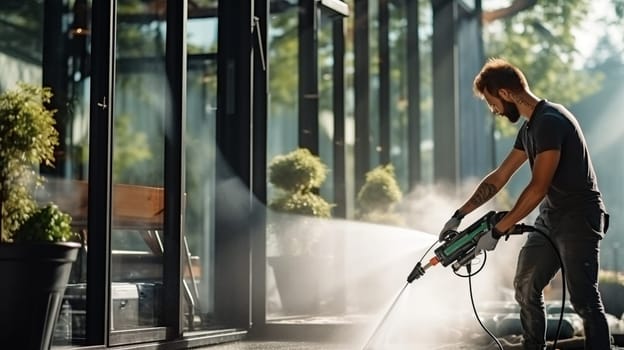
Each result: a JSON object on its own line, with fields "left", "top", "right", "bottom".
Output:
{"left": 266, "top": 4, "right": 346, "bottom": 323}
{"left": 318, "top": 16, "right": 335, "bottom": 205}
{"left": 419, "top": 0, "right": 434, "bottom": 184}
{"left": 389, "top": 1, "right": 408, "bottom": 191}
{"left": 369, "top": 0, "right": 380, "bottom": 167}
{"left": 266, "top": 0, "right": 302, "bottom": 320}
{"left": 110, "top": 0, "right": 167, "bottom": 331}
{"left": 184, "top": 2, "right": 219, "bottom": 332}
{"left": 50, "top": 0, "right": 92, "bottom": 343}
{"left": 267, "top": 2, "right": 299, "bottom": 164}
{"left": 345, "top": 0, "right": 356, "bottom": 217}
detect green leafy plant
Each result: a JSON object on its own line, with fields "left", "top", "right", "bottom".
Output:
{"left": 268, "top": 148, "right": 333, "bottom": 255}
{"left": 0, "top": 83, "right": 77, "bottom": 243}
{"left": 356, "top": 164, "right": 404, "bottom": 225}
{"left": 268, "top": 148, "right": 333, "bottom": 218}
{"left": 14, "top": 204, "right": 75, "bottom": 242}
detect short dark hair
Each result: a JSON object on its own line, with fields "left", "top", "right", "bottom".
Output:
{"left": 473, "top": 58, "right": 528, "bottom": 98}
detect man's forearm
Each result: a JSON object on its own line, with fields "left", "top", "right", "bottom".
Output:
{"left": 459, "top": 179, "right": 500, "bottom": 215}
{"left": 495, "top": 184, "right": 546, "bottom": 232}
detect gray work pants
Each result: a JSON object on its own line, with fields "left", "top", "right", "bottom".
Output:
{"left": 513, "top": 209, "right": 611, "bottom": 350}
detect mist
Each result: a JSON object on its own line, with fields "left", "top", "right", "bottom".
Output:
{"left": 262, "top": 181, "right": 530, "bottom": 349}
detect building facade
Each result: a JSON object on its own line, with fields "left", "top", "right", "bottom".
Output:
{"left": 0, "top": 0, "right": 492, "bottom": 348}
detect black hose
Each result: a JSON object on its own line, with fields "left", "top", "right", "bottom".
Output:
{"left": 463, "top": 225, "right": 566, "bottom": 350}
{"left": 466, "top": 261, "right": 504, "bottom": 350}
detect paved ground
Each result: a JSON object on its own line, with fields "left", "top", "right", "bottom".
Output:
{"left": 197, "top": 341, "right": 351, "bottom": 350}
{"left": 197, "top": 339, "right": 624, "bottom": 350}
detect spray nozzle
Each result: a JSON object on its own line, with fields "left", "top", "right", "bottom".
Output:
{"left": 406, "top": 257, "right": 439, "bottom": 283}
{"left": 407, "top": 262, "right": 425, "bottom": 283}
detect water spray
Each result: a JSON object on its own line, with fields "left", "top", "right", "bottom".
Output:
{"left": 362, "top": 211, "right": 566, "bottom": 350}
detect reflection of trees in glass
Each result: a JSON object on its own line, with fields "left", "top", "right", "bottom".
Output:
{"left": 267, "top": 6, "right": 299, "bottom": 165}
{"left": 113, "top": 67, "right": 167, "bottom": 185}
{"left": 0, "top": 1, "right": 42, "bottom": 34}
{"left": 77, "top": 113, "right": 153, "bottom": 184}
{"left": 184, "top": 62, "right": 217, "bottom": 254}
{"left": 318, "top": 19, "right": 333, "bottom": 113}
{"left": 0, "top": 1, "right": 43, "bottom": 64}
{"left": 112, "top": 114, "right": 152, "bottom": 182}
{"left": 116, "top": 21, "right": 165, "bottom": 58}
{"left": 388, "top": 1, "right": 408, "bottom": 190}
{"left": 268, "top": 12, "right": 298, "bottom": 114}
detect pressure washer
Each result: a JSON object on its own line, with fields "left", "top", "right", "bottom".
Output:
{"left": 363, "top": 210, "right": 567, "bottom": 350}
{"left": 407, "top": 211, "right": 526, "bottom": 282}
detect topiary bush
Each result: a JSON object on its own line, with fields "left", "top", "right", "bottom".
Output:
{"left": 268, "top": 148, "right": 332, "bottom": 218}
{"left": 268, "top": 148, "right": 333, "bottom": 255}
{"left": 356, "top": 164, "right": 404, "bottom": 225}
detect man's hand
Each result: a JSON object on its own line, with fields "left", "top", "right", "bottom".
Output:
{"left": 475, "top": 227, "right": 503, "bottom": 256}
{"left": 439, "top": 210, "right": 464, "bottom": 242}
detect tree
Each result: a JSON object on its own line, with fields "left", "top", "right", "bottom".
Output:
{"left": 482, "top": 0, "right": 603, "bottom": 135}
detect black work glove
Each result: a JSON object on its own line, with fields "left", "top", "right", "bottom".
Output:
{"left": 439, "top": 210, "right": 465, "bottom": 242}
{"left": 475, "top": 226, "right": 504, "bottom": 256}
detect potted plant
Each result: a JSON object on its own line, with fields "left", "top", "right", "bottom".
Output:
{"left": 267, "top": 148, "right": 333, "bottom": 315}
{"left": 0, "top": 83, "right": 81, "bottom": 349}
{"left": 356, "top": 164, "right": 404, "bottom": 225}
{"left": 598, "top": 270, "right": 624, "bottom": 321}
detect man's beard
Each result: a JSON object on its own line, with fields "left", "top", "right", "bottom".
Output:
{"left": 502, "top": 100, "right": 520, "bottom": 123}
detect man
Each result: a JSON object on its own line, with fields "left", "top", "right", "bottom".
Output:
{"left": 440, "top": 58, "right": 611, "bottom": 349}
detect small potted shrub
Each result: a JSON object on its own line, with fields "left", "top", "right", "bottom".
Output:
{"left": 356, "top": 164, "right": 404, "bottom": 225}
{"left": 0, "top": 83, "right": 81, "bottom": 349}
{"left": 598, "top": 270, "right": 624, "bottom": 319}
{"left": 267, "top": 148, "right": 333, "bottom": 315}
{"left": 268, "top": 148, "right": 333, "bottom": 255}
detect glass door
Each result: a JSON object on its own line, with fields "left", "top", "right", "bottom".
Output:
{"left": 109, "top": 0, "right": 167, "bottom": 344}
{"left": 183, "top": 3, "right": 219, "bottom": 330}
{"left": 108, "top": 0, "right": 224, "bottom": 344}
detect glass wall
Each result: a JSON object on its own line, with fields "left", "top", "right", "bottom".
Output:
{"left": 184, "top": 1, "right": 219, "bottom": 332}
{"left": 263, "top": 0, "right": 437, "bottom": 326}
{"left": 265, "top": 1, "right": 345, "bottom": 321}
{"left": 266, "top": 3, "right": 299, "bottom": 167}
{"left": 318, "top": 14, "right": 335, "bottom": 207}
{"left": 388, "top": 0, "right": 408, "bottom": 190}
{"left": 111, "top": 2, "right": 167, "bottom": 334}
{"left": 111, "top": 0, "right": 222, "bottom": 337}
{"left": 368, "top": 0, "right": 380, "bottom": 167}
{"left": 418, "top": 0, "right": 434, "bottom": 184}
{"left": 265, "top": 10, "right": 300, "bottom": 315}
{"left": 1, "top": 0, "right": 230, "bottom": 347}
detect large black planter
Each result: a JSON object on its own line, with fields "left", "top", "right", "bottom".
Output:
{"left": 0, "top": 242, "right": 80, "bottom": 349}
{"left": 599, "top": 281, "right": 624, "bottom": 319}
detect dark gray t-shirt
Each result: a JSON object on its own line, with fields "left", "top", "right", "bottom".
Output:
{"left": 513, "top": 100, "right": 604, "bottom": 212}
